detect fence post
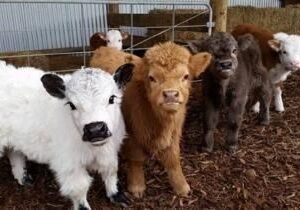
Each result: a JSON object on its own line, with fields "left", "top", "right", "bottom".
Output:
{"left": 108, "top": 2, "right": 119, "bottom": 14}
{"left": 107, "top": 1, "right": 119, "bottom": 29}
{"left": 211, "top": 0, "right": 228, "bottom": 32}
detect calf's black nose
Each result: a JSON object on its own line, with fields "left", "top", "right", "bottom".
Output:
{"left": 219, "top": 61, "right": 233, "bottom": 69}
{"left": 83, "top": 121, "right": 111, "bottom": 141}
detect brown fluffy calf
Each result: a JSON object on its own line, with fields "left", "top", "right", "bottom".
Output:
{"left": 121, "top": 42, "right": 211, "bottom": 197}
{"left": 89, "top": 46, "right": 141, "bottom": 74}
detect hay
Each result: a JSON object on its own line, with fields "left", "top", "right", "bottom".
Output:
{"left": 227, "top": 6, "right": 300, "bottom": 34}
{"left": 150, "top": 6, "right": 300, "bottom": 37}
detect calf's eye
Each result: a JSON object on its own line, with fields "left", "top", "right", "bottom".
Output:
{"left": 183, "top": 74, "right": 189, "bottom": 81}
{"left": 149, "top": 76, "right": 156, "bottom": 83}
{"left": 109, "top": 95, "right": 116, "bottom": 104}
{"left": 232, "top": 49, "right": 237, "bottom": 55}
{"left": 65, "top": 101, "right": 76, "bottom": 110}
{"left": 282, "top": 50, "right": 287, "bottom": 54}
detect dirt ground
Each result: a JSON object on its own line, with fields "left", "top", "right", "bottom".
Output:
{"left": 0, "top": 69, "right": 299, "bottom": 210}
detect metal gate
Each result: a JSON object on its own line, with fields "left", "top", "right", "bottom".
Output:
{"left": 0, "top": 0, "right": 213, "bottom": 72}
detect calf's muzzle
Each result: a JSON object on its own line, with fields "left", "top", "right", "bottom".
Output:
{"left": 83, "top": 121, "right": 112, "bottom": 143}
{"left": 163, "top": 90, "right": 179, "bottom": 104}
{"left": 217, "top": 59, "right": 233, "bottom": 70}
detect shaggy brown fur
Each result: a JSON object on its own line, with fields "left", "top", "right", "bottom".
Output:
{"left": 89, "top": 47, "right": 141, "bottom": 74}
{"left": 121, "top": 42, "right": 211, "bottom": 198}
{"left": 231, "top": 24, "right": 278, "bottom": 70}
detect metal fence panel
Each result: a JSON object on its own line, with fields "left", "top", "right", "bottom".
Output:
{"left": 0, "top": 0, "right": 280, "bottom": 53}
{"left": 0, "top": 1, "right": 213, "bottom": 52}
{"left": 0, "top": 0, "right": 213, "bottom": 72}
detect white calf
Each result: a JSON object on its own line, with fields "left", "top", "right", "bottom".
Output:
{"left": 267, "top": 32, "right": 300, "bottom": 112}
{"left": 0, "top": 62, "right": 134, "bottom": 210}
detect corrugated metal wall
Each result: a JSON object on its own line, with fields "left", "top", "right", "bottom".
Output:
{"left": 0, "top": 1, "right": 108, "bottom": 52}
{"left": 229, "top": 0, "right": 280, "bottom": 7}
{"left": 0, "top": 0, "right": 280, "bottom": 53}
{"left": 118, "top": 0, "right": 280, "bottom": 13}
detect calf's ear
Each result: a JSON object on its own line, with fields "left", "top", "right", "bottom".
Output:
{"left": 237, "top": 33, "right": 254, "bottom": 51}
{"left": 41, "top": 74, "right": 66, "bottom": 99}
{"left": 122, "top": 32, "right": 129, "bottom": 40}
{"left": 268, "top": 39, "right": 281, "bottom": 52}
{"left": 189, "top": 52, "right": 212, "bottom": 78}
{"left": 98, "top": 32, "right": 107, "bottom": 40}
{"left": 187, "top": 40, "right": 202, "bottom": 54}
{"left": 113, "top": 63, "right": 134, "bottom": 89}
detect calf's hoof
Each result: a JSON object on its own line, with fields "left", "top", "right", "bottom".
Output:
{"left": 201, "top": 145, "right": 213, "bottom": 153}
{"left": 128, "top": 184, "right": 145, "bottom": 198}
{"left": 226, "top": 144, "right": 238, "bottom": 153}
{"left": 275, "top": 105, "right": 285, "bottom": 113}
{"left": 174, "top": 182, "right": 191, "bottom": 197}
{"left": 110, "top": 191, "right": 130, "bottom": 207}
{"left": 20, "top": 172, "right": 33, "bottom": 186}
{"left": 259, "top": 118, "right": 270, "bottom": 126}
{"left": 78, "top": 204, "right": 91, "bottom": 210}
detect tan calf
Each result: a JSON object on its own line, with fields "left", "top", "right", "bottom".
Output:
{"left": 89, "top": 46, "right": 140, "bottom": 74}
{"left": 121, "top": 42, "right": 211, "bottom": 197}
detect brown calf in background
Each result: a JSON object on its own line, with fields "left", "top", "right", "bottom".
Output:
{"left": 89, "top": 46, "right": 140, "bottom": 74}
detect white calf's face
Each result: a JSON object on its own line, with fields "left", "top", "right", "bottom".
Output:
{"left": 41, "top": 64, "right": 133, "bottom": 146}
{"left": 66, "top": 70, "right": 123, "bottom": 145}
{"left": 105, "top": 30, "right": 128, "bottom": 50}
{"left": 269, "top": 33, "right": 300, "bottom": 71}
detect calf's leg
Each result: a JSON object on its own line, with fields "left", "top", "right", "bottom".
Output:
{"left": 157, "top": 143, "right": 190, "bottom": 196}
{"left": 8, "top": 150, "right": 32, "bottom": 185}
{"left": 124, "top": 141, "right": 146, "bottom": 198}
{"left": 225, "top": 96, "right": 247, "bottom": 152}
{"left": 274, "top": 86, "right": 284, "bottom": 112}
{"left": 257, "top": 82, "right": 272, "bottom": 125}
{"left": 202, "top": 100, "right": 220, "bottom": 152}
{"left": 56, "top": 168, "right": 92, "bottom": 210}
{"left": 98, "top": 156, "right": 129, "bottom": 207}
{"left": 252, "top": 101, "right": 260, "bottom": 113}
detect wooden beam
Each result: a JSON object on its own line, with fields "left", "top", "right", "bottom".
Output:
{"left": 211, "top": 0, "right": 228, "bottom": 32}
{"left": 107, "top": 2, "right": 119, "bottom": 14}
